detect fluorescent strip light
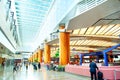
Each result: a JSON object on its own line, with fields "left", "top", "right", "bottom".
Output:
{"left": 16, "top": 12, "right": 45, "bottom": 18}
{"left": 79, "top": 28, "right": 87, "bottom": 34}
{"left": 105, "top": 25, "right": 118, "bottom": 35}
{"left": 18, "top": 20, "right": 41, "bottom": 23}
{"left": 73, "top": 41, "right": 77, "bottom": 45}
{"left": 79, "top": 40, "right": 86, "bottom": 45}
{"left": 17, "top": 10, "right": 46, "bottom": 16}
{"left": 15, "top": 1, "right": 50, "bottom": 8}
{"left": 87, "top": 40, "right": 96, "bottom": 45}
{"left": 72, "top": 29, "right": 80, "bottom": 34}
{"left": 80, "top": 40, "right": 87, "bottom": 45}
{"left": 85, "top": 40, "right": 92, "bottom": 45}
{"left": 86, "top": 27, "right": 94, "bottom": 35}
{"left": 17, "top": 16, "right": 44, "bottom": 21}
{"left": 70, "top": 41, "right": 73, "bottom": 45}
{"left": 100, "top": 24, "right": 115, "bottom": 35}
{"left": 84, "top": 40, "right": 91, "bottom": 45}
{"left": 109, "top": 24, "right": 120, "bottom": 35}
{"left": 16, "top": 0, "right": 52, "bottom": 5}
{"left": 96, "top": 25, "right": 108, "bottom": 35}
{"left": 76, "top": 41, "right": 81, "bottom": 45}
{"left": 71, "top": 41, "right": 75, "bottom": 45}
{"left": 91, "top": 26, "right": 101, "bottom": 34}
{"left": 94, "top": 40, "right": 100, "bottom": 45}
{"left": 77, "top": 40, "right": 83, "bottom": 45}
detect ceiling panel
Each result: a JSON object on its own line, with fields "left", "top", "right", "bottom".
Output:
{"left": 69, "top": 24, "right": 120, "bottom": 52}
{"left": 14, "top": 0, "right": 54, "bottom": 45}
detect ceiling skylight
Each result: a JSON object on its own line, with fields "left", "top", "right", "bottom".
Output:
{"left": 14, "top": 0, "right": 54, "bottom": 46}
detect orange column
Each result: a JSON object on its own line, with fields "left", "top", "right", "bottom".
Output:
{"left": 28, "top": 57, "right": 31, "bottom": 62}
{"left": 38, "top": 49, "right": 43, "bottom": 63}
{"left": 44, "top": 44, "right": 51, "bottom": 64}
{"left": 30, "top": 57, "right": 32, "bottom": 62}
{"left": 34, "top": 54, "right": 36, "bottom": 62}
{"left": 32, "top": 56, "right": 34, "bottom": 62}
{"left": 32, "top": 55, "right": 34, "bottom": 62}
{"left": 35, "top": 53, "right": 37, "bottom": 60}
{"left": 59, "top": 32, "right": 70, "bottom": 65}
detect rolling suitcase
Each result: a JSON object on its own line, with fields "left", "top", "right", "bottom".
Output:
{"left": 97, "top": 71, "right": 104, "bottom": 80}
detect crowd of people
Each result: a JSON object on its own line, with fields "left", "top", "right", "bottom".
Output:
{"left": 13, "top": 62, "right": 22, "bottom": 72}
{"left": 11, "top": 59, "right": 104, "bottom": 80}
{"left": 12, "top": 60, "right": 42, "bottom": 72}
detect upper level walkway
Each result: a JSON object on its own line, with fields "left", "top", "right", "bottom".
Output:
{"left": 0, "top": 64, "right": 90, "bottom": 80}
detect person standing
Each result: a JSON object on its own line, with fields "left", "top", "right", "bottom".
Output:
{"left": 89, "top": 60, "right": 99, "bottom": 80}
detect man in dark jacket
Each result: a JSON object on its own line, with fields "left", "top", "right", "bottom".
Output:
{"left": 38, "top": 63, "right": 41, "bottom": 70}
{"left": 89, "top": 60, "right": 99, "bottom": 80}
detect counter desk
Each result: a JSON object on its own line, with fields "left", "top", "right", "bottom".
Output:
{"left": 65, "top": 64, "right": 120, "bottom": 80}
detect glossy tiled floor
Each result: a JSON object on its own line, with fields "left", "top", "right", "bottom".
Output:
{"left": 1, "top": 65, "right": 90, "bottom": 80}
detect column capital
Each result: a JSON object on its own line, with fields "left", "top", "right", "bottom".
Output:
{"left": 59, "top": 23, "right": 65, "bottom": 27}
{"left": 59, "top": 23, "right": 66, "bottom": 32}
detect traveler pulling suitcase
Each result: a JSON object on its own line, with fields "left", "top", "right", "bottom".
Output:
{"left": 97, "top": 71, "right": 104, "bottom": 80}
{"left": 33, "top": 64, "right": 37, "bottom": 70}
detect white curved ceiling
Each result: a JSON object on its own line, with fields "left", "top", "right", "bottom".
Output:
{"left": 13, "top": 0, "right": 80, "bottom": 52}
{"left": 12, "top": 0, "right": 120, "bottom": 53}
{"left": 14, "top": 0, "right": 54, "bottom": 46}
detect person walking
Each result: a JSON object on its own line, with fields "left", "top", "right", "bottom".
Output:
{"left": 38, "top": 63, "right": 41, "bottom": 70}
{"left": 25, "top": 62, "right": 29, "bottom": 70}
{"left": 2, "top": 61, "right": 5, "bottom": 68}
{"left": 13, "top": 62, "right": 17, "bottom": 72}
{"left": 46, "top": 63, "right": 50, "bottom": 70}
{"left": 89, "top": 60, "right": 99, "bottom": 80}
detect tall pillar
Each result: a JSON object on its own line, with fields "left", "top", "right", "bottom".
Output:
{"left": 32, "top": 55, "right": 34, "bottom": 62}
{"left": 32, "top": 56, "right": 34, "bottom": 62}
{"left": 59, "top": 24, "right": 70, "bottom": 65}
{"left": 33, "top": 54, "right": 35, "bottom": 62}
{"left": 103, "top": 52, "right": 108, "bottom": 66}
{"left": 34, "top": 52, "right": 38, "bottom": 62}
{"left": 28, "top": 57, "right": 31, "bottom": 62}
{"left": 30, "top": 57, "right": 32, "bottom": 62}
{"left": 79, "top": 54, "right": 83, "bottom": 65}
{"left": 38, "top": 49, "right": 43, "bottom": 63}
{"left": 44, "top": 44, "right": 51, "bottom": 64}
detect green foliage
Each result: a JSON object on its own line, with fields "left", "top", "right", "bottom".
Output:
{"left": 54, "top": 48, "right": 59, "bottom": 58}
{"left": 34, "top": 58, "right": 38, "bottom": 62}
{"left": 57, "top": 65, "right": 65, "bottom": 71}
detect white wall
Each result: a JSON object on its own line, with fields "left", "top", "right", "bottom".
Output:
{"left": 0, "top": 0, "right": 17, "bottom": 52}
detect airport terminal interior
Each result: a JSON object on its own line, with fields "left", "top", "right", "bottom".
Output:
{"left": 0, "top": 0, "right": 120, "bottom": 80}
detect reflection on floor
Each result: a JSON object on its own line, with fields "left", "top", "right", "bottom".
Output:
{"left": 1, "top": 65, "right": 90, "bottom": 80}
{"left": 0, "top": 65, "right": 13, "bottom": 80}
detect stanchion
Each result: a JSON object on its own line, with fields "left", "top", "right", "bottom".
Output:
{"left": 114, "top": 70, "right": 120, "bottom": 80}
{"left": 114, "top": 70, "right": 116, "bottom": 80}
